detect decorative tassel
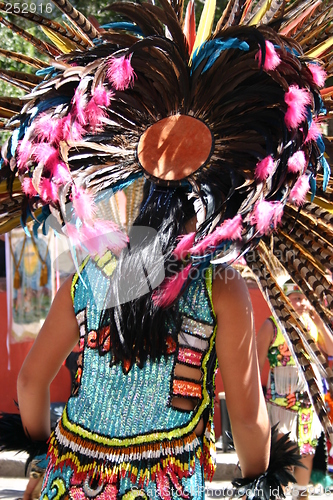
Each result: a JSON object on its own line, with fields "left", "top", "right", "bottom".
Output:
{"left": 153, "top": 263, "right": 192, "bottom": 307}
{"left": 39, "top": 263, "right": 48, "bottom": 287}
{"left": 255, "top": 155, "right": 275, "bottom": 181}
{"left": 173, "top": 232, "right": 196, "bottom": 260}
{"left": 289, "top": 174, "right": 310, "bottom": 206}
{"left": 287, "top": 151, "right": 306, "bottom": 174}
{"left": 14, "top": 269, "right": 21, "bottom": 289}
{"left": 307, "top": 63, "right": 327, "bottom": 88}
{"left": 284, "top": 85, "right": 312, "bottom": 130}
{"left": 106, "top": 56, "right": 136, "bottom": 91}
{"left": 257, "top": 41, "right": 281, "bottom": 71}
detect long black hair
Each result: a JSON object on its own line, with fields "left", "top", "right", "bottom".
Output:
{"left": 99, "top": 181, "right": 196, "bottom": 369}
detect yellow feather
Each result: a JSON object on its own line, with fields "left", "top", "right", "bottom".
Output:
{"left": 248, "top": 0, "right": 273, "bottom": 26}
{"left": 190, "top": 0, "right": 216, "bottom": 62}
{"left": 306, "top": 36, "right": 333, "bottom": 58}
{"left": 308, "top": 194, "right": 333, "bottom": 214}
{"left": 41, "top": 26, "right": 78, "bottom": 54}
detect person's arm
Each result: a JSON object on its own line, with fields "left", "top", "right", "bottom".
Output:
{"left": 17, "top": 275, "right": 79, "bottom": 442}
{"left": 213, "top": 269, "right": 270, "bottom": 479}
{"left": 256, "top": 318, "right": 274, "bottom": 374}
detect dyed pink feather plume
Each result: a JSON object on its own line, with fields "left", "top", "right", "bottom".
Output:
{"left": 85, "top": 99, "right": 106, "bottom": 129}
{"left": 80, "top": 220, "right": 128, "bottom": 256}
{"left": 284, "top": 85, "right": 312, "bottom": 130}
{"left": 255, "top": 155, "right": 275, "bottom": 181}
{"left": 287, "top": 151, "right": 306, "bottom": 174}
{"left": 17, "top": 139, "right": 34, "bottom": 172}
{"left": 61, "top": 114, "right": 85, "bottom": 142}
{"left": 53, "top": 162, "right": 72, "bottom": 184}
{"left": 305, "top": 120, "right": 321, "bottom": 143}
{"left": 106, "top": 56, "right": 136, "bottom": 91}
{"left": 173, "top": 232, "right": 196, "bottom": 260}
{"left": 39, "top": 177, "right": 59, "bottom": 202}
{"left": 72, "top": 186, "right": 96, "bottom": 221}
{"left": 35, "top": 113, "right": 63, "bottom": 144}
{"left": 153, "top": 263, "right": 192, "bottom": 308}
{"left": 92, "top": 85, "right": 113, "bottom": 107}
{"left": 257, "top": 41, "right": 281, "bottom": 71}
{"left": 308, "top": 63, "right": 327, "bottom": 88}
{"left": 289, "top": 175, "right": 310, "bottom": 206}
{"left": 251, "top": 200, "right": 283, "bottom": 235}
{"left": 72, "top": 89, "right": 87, "bottom": 126}
{"left": 22, "top": 177, "right": 38, "bottom": 196}
{"left": 191, "top": 214, "right": 242, "bottom": 254}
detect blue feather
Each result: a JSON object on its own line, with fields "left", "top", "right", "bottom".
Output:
{"left": 309, "top": 175, "right": 316, "bottom": 201}
{"left": 320, "top": 156, "right": 330, "bottom": 191}
{"left": 191, "top": 38, "right": 249, "bottom": 74}
{"left": 101, "top": 22, "right": 143, "bottom": 36}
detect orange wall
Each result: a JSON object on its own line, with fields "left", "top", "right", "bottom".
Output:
{"left": 0, "top": 291, "right": 71, "bottom": 413}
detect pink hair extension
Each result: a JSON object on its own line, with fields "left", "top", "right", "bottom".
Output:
{"left": 106, "top": 56, "right": 136, "bottom": 91}
{"left": 257, "top": 41, "right": 281, "bottom": 71}
{"left": 284, "top": 85, "right": 312, "bottom": 130}
{"left": 72, "top": 186, "right": 96, "bottom": 221}
{"left": 173, "top": 232, "right": 196, "bottom": 260}
{"left": 34, "top": 113, "right": 63, "bottom": 144}
{"left": 72, "top": 89, "right": 87, "bottom": 126}
{"left": 251, "top": 200, "right": 276, "bottom": 235}
{"left": 289, "top": 174, "right": 310, "bottom": 206}
{"left": 22, "top": 177, "right": 38, "bottom": 196}
{"left": 92, "top": 85, "right": 113, "bottom": 107}
{"left": 255, "top": 155, "right": 275, "bottom": 181}
{"left": 307, "top": 63, "right": 327, "bottom": 88}
{"left": 191, "top": 214, "right": 242, "bottom": 254}
{"left": 153, "top": 263, "right": 192, "bottom": 308}
{"left": 287, "top": 150, "right": 306, "bottom": 174}
{"left": 39, "top": 177, "right": 59, "bottom": 202}
{"left": 305, "top": 119, "right": 321, "bottom": 143}
{"left": 17, "top": 139, "right": 34, "bottom": 172}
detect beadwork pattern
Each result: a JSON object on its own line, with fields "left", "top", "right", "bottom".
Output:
{"left": 41, "top": 256, "right": 217, "bottom": 499}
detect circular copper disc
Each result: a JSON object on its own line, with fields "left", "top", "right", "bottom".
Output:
{"left": 137, "top": 115, "right": 213, "bottom": 181}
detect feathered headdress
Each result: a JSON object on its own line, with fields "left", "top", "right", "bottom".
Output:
{"left": 0, "top": 0, "right": 333, "bottom": 438}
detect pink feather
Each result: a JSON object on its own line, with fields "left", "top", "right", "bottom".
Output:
{"left": 191, "top": 214, "right": 242, "bottom": 254}
{"left": 34, "top": 113, "right": 63, "bottom": 143}
{"left": 39, "top": 177, "right": 59, "bottom": 202}
{"left": 22, "top": 177, "right": 37, "bottom": 196}
{"left": 251, "top": 200, "right": 275, "bottom": 235}
{"left": 257, "top": 41, "right": 281, "bottom": 71}
{"left": 305, "top": 120, "right": 321, "bottom": 143}
{"left": 284, "top": 85, "right": 312, "bottom": 130}
{"left": 173, "top": 232, "right": 196, "bottom": 260}
{"left": 153, "top": 264, "right": 192, "bottom": 308}
{"left": 85, "top": 99, "right": 106, "bottom": 129}
{"left": 92, "top": 85, "right": 113, "bottom": 107}
{"left": 287, "top": 151, "right": 306, "bottom": 174}
{"left": 308, "top": 63, "right": 327, "bottom": 88}
{"left": 61, "top": 114, "right": 85, "bottom": 142}
{"left": 255, "top": 155, "right": 275, "bottom": 181}
{"left": 106, "top": 56, "right": 136, "bottom": 91}
{"left": 72, "top": 89, "right": 87, "bottom": 126}
{"left": 17, "top": 139, "right": 33, "bottom": 172}
{"left": 72, "top": 186, "right": 96, "bottom": 220}
{"left": 33, "top": 143, "right": 57, "bottom": 165}
{"left": 271, "top": 202, "right": 284, "bottom": 229}
{"left": 64, "top": 223, "right": 81, "bottom": 246}
{"left": 53, "top": 162, "right": 72, "bottom": 184}
{"left": 80, "top": 220, "right": 128, "bottom": 256}
{"left": 289, "top": 175, "right": 310, "bottom": 206}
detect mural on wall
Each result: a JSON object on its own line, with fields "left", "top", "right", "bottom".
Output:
{"left": 8, "top": 228, "right": 54, "bottom": 342}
